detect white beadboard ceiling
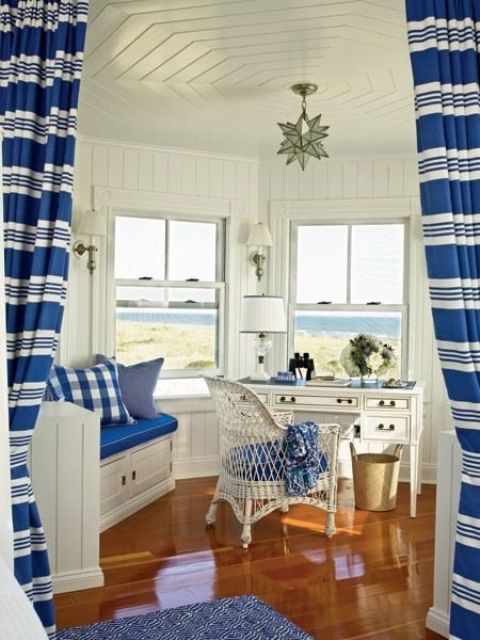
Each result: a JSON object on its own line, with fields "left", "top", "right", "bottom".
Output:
{"left": 80, "top": 0, "right": 416, "bottom": 159}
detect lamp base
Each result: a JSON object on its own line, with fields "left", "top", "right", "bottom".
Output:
{"left": 249, "top": 370, "right": 271, "bottom": 382}
{"left": 249, "top": 354, "right": 270, "bottom": 382}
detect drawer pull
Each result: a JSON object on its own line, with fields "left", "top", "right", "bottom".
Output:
{"left": 390, "top": 400, "right": 396, "bottom": 407}
{"left": 290, "top": 397, "right": 296, "bottom": 403}
{"left": 348, "top": 399, "right": 352, "bottom": 405}
{"left": 337, "top": 398, "right": 354, "bottom": 405}
{"left": 132, "top": 470, "right": 136, "bottom": 481}
{"left": 379, "top": 400, "right": 385, "bottom": 406}
{"left": 280, "top": 396, "right": 286, "bottom": 402}
{"left": 121, "top": 475, "right": 126, "bottom": 486}
{"left": 377, "top": 423, "right": 396, "bottom": 432}
{"left": 337, "top": 398, "right": 341, "bottom": 404}
{"left": 240, "top": 394, "right": 247, "bottom": 401}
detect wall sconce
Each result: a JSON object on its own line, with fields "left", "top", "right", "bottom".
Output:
{"left": 73, "top": 210, "right": 107, "bottom": 274}
{"left": 246, "top": 223, "right": 273, "bottom": 282}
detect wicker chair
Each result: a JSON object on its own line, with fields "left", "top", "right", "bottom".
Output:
{"left": 205, "top": 377, "right": 340, "bottom": 548}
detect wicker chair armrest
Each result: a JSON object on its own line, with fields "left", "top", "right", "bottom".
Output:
{"left": 271, "top": 410, "right": 293, "bottom": 428}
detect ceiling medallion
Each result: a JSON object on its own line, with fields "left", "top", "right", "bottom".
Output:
{"left": 277, "top": 83, "right": 329, "bottom": 170}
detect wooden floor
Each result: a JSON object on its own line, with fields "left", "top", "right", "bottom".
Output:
{"left": 55, "top": 478, "right": 442, "bottom": 639}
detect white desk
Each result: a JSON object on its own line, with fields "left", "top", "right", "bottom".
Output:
{"left": 244, "top": 379, "right": 424, "bottom": 517}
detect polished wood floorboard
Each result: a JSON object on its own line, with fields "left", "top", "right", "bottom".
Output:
{"left": 55, "top": 478, "right": 442, "bottom": 639}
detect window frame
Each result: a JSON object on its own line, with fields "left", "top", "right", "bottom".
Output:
{"left": 113, "top": 210, "right": 226, "bottom": 380}
{"left": 289, "top": 218, "right": 409, "bottom": 378}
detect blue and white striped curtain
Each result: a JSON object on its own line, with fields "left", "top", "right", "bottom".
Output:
{"left": 0, "top": 1, "right": 88, "bottom": 636}
{"left": 406, "top": 2, "right": 480, "bottom": 638}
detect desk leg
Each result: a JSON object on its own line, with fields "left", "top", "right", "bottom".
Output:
{"left": 416, "top": 431, "right": 423, "bottom": 496}
{"left": 410, "top": 444, "right": 419, "bottom": 518}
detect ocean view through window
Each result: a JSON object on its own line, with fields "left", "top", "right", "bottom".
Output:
{"left": 115, "top": 214, "right": 225, "bottom": 396}
{"left": 291, "top": 222, "right": 407, "bottom": 378}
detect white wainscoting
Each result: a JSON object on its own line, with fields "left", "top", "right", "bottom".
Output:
{"left": 161, "top": 398, "right": 219, "bottom": 479}
{"left": 31, "top": 403, "right": 104, "bottom": 594}
{"left": 426, "top": 431, "right": 462, "bottom": 637}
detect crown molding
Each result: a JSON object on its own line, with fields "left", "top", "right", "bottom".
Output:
{"left": 76, "top": 133, "right": 260, "bottom": 165}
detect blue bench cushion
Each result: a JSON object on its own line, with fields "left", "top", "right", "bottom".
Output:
{"left": 100, "top": 413, "right": 178, "bottom": 460}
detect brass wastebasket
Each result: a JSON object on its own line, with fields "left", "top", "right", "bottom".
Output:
{"left": 350, "top": 443, "right": 403, "bottom": 511}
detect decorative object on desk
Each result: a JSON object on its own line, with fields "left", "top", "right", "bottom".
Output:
{"left": 306, "top": 378, "right": 350, "bottom": 387}
{"left": 246, "top": 223, "right": 273, "bottom": 282}
{"left": 289, "top": 352, "right": 315, "bottom": 381}
{"left": 277, "top": 83, "right": 329, "bottom": 170}
{"left": 276, "top": 371, "right": 296, "bottom": 383}
{"left": 240, "top": 295, "right": 287, "bottom": 381}
{"left": 340, "top": 333, "right": 396, "bottom": 383}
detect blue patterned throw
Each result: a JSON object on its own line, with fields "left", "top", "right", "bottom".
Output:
{"left": 285, "top": 421, "right": 325, "bottom": 496}
{"left": 56, "top": 595, "right": 313, "bottom": 639}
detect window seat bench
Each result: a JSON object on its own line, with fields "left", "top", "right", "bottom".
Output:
{"left": 100, "top": 413, "right": 178, "bottom": 531}
{"left": 100, "top": 414, "right": 178, "bottom": 459}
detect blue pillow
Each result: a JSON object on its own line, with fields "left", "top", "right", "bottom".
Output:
{"left": 95, "top": 354, "right": 164, "bottom": 420}
{"left": 47, "top": 361, "right": 131, "bottom": 425}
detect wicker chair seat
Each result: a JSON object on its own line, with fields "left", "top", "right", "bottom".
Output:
{"left": 205, "top": 377, "right": 340, "bottom": 548}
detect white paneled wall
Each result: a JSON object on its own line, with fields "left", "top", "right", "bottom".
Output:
{"left": 65, "top": 138, "right": 259, "bottom": 478}
{"left": 258, "top": 158, "right": 452, "bottom": 481}
{"left": 64, "top": 142, "right": 451, "bottom": 483}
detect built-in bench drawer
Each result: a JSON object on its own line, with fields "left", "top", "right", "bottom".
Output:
{"left": 274, "top": 394, "right": 359, "bottom": 409}
{"left": 364, "top": 414, "right": 410, "bottom": 441}
{"left": 365, "top": 396, "right": 410, "bottom": 410}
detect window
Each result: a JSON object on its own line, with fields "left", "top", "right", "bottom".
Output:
{"left": 114, "top": 214, "right": 225, "bottom": 396}
{"left": 291, "top": 222, "right": 406, "bottom": 377}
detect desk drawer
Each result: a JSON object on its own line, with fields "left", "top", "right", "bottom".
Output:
{"left": 238, "top": 392, "right": 268, "bottom": 405}
{"left": 365, "top": 397, "right": 410, "bottom": 410}
{"left": 364, "top": 414, "right": 410, "bottom": 441}
{"left": 274, "top": 394, "right": 359, "bottom": 409}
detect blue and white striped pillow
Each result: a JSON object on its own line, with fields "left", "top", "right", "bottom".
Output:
{"left": 46, "top": 361, "right": 131, "bottom": 425}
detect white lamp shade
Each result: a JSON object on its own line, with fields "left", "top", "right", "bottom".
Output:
{"left": 246, "top": 223, "right": 273, "bottom": 247}
{"left": 76, "top": 210, "right": 107, "bottom": 237}
{"left": 240, "top": 295, "right": 287, "bottom": 333}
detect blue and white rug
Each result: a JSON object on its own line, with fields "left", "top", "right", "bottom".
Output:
{"left": 56, "top": 595, "right": 312, "bottom": 639}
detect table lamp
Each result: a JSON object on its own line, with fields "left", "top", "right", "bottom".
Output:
{"left": 240, "top": 295, "right": 287, "bottom": 381}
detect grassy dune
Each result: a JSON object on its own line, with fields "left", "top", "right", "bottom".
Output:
{"left": 116, "top": 320, "right": 216, "bottom": 369}
{"left": 117, "top": 320, "right": 401, "bottom": 377}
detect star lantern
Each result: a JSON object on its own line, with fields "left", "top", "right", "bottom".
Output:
{"left": 277, "top": 83, "right": 329, "bottom": 170}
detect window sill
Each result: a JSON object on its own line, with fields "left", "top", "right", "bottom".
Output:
{"left": 155, "top": 394, "right": 214, "bottom": 414}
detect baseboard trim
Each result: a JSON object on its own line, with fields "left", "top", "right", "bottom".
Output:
{"left": 426, "top": 607, "right": 449, "bottom": 638}
{"left": 174, "top": 456, "right": 220, "bottom": 480}
{"left": 52, "top": 568, "right": 104, "bottom": 594}
{"left": 100, "top": 477, "right": 175, "bottom": 532}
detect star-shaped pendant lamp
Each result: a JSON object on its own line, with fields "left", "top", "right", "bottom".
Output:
{"left": 277, "top": 83, "right": 329, "bottom": 170}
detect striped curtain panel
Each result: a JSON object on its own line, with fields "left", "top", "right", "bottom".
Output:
{"left": 406, "top": 1, "right": 480, "bottom": 638}
{"left": 0, "top": 1, "right": 88, "bottom": 637}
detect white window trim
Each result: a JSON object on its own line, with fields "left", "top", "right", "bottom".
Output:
{"left": 77, "top": 186, "right": 252, "bottom": 399}
{"left": 289, "top": 219, "right": 409, "bottom": 378}
{"left": 267, "top": 197, "right": 422, "bottom": 380}
{"left": 114, "top": 211, "right": 226, "bottom": 380}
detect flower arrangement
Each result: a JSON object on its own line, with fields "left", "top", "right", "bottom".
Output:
{"left": 340, "top": 334, "right": 397, "bottom": 378}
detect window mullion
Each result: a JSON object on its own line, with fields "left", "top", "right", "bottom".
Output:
{"left": 346, "top": 224, "right": 352, "bottom": 304}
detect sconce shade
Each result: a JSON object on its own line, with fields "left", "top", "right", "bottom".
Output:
{"left": 76, "top": 210, "right": 107, "bottom": 237}
{"left": 240, "top": 295, "right": 287, "bottom": 333}
{"left": 246, "top": 223, "right": 273, "bottom": 247}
